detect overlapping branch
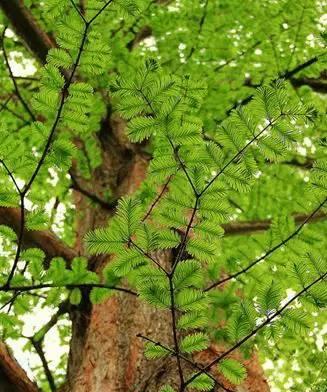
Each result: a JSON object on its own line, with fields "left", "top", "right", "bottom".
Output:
{"left": 222, "top": 209, "right": 326, "bottom": 236}
{"left": 0, "top": 207, "right": 77, "bottom": 262}
{"left": 0, "top": 282, "right": 136, "bottom": 296}
{"left": 30, "top": 338, "right": 56, "bottom": 392}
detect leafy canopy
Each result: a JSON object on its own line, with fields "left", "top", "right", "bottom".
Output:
{"left": 0, "top": 0, "right": 326, "bottom": 391}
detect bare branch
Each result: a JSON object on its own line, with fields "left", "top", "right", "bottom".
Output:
{"left": 290, "top": 74, "right": 327, "bottom": 94}
{"left": 70, "top": 173, "right": 117, "bottom": 211}
{"left": 30, "top": 338, "right": 56, "bottom": 392}
{"left": 32, "top": 300, "right": 70, "bottom": 342}
{"left": 0, "top": 0, "right": 55, "bottom": 64}
{"left": 222, "top": 209, "right": 326, "bottom": 237}
{"left": 0, "top": 207, "right": 77, "bottom": 262}
{"left": 0, "top": 342, "right": 39, "bottom": 392}
{"left": 214, "top": 41, "right": 261, "bottom": 72}
{"left": 0, "top": 283, "right": 137, "bottom": 296}
{"left": 183, "top": 0, "right": 209, "bottom": 64}
{"left": 220, "top": 55, "right": 322, "bottom": 121}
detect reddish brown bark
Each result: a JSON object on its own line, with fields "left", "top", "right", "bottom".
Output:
{"left": 0, "top": 342, "right": 39, "bottom": 392}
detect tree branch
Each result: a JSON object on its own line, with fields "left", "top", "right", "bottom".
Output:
{"left": 0, "top": 207, "right": 77, "bottom": 262}
{"left": 222, "top": 55, "right": 322, "bottom": 119}
{"left": 290, "top": 73, "right": 327, "bottom": 94}
{"left": 201, "top": 115, "right": 282, "bottom": 195}
{"left": 0, "top": 342, "right": 39, "bottom": 392}
{"left": 70, "top": 173, "right": 117, "bottom": 211}
{"left": 222, "top": 210, "right": 326, "bottom": 237}
{"left": 32, "top": 300, "right": 70, "bottom": 342}
{"left": 0, "top": 283, "right": 137, "bottom": 296}
{"left": 30, "top": 338, "right": 56, "bottom": 392}
{"left": 5, "top": 1, "right": 115, "bottom": 286}
{"left": 168, "top": 275, "right": 185, "bottom": 388}
{"left": 0, "top": 0, "right": 55, "bottom": 64}
{"left": 142, "top": 173, "right": 175, "bottom": 222}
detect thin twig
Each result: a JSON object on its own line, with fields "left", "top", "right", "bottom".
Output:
{"left": 285, "top": 3, "right": 305, "bottom": 71}
{"left": 70, "top": 173, "right": 117, "bottom": 211}
{"left": 185, "top": 270, "right": 327, "bottom": 387}
{"left": 200, "top": 115, "right": 282, "bottom": 196}
{"left": 172, "top": 198, "right": 199, "bottom": 273}
{"left": 1, "top": 26, "right": 36, "bottom": 121}
{"left": 214, "top": 41, "right": 261, "bottom": 72}
{"left": 131, "top": 240, "right": 168, "bottom": 275}
{"left": 0, "top": 282, "right": 137, "bottom": 296}
{"left": 69, "top": 0, "right": 87, "bottom": 24}
{"left": 205, "top": 196, "right": 327, "bottom": 291}
{"left": 218, "top": 54, "right": 322, "bottom": 121}
{"left": 142, "top": 173, "right": 175, "bottom": 222}
{"left": 183, "top": 0, "right": 209, "bottom": 64}
{"left": 0, "top": 96, "right": 29, "bottom": 122}
{"left": 0, "top": 159, "right": 22, "bottom": 193}
{"left": 30, "top": 338, "right": 56, "bottom": 391}
{"left": 169, "top": 138, "right": 198, "bottom": 196}
{"left": 168, "top": 275, "right": 185, "bottom": 389}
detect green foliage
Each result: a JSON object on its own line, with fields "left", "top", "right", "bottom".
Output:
{"left": 188, "top": 374, "right": 214, "bottom": 391}
{"left": 160, "top": 386, "right": 175, "bottom": 392}
{"left": 218, "top": 358, "right": 247, "bottom": 385}
{"left": 0, "top": 0, "right": 326, "bottom": 391}
{"left": 257, "top": 280, "right": 282, "bottom": 314}
{"left": 144, "top": 342, "right": 170, "bottom": 359}
{"left": 26, "top": 210, "right": 49, "bottom": 231}
{"left": 69, "top": 287, "right": 82, "bottom": 305}
{"left": 173, "top": 260, "right": 204, "bottom": 289}
{"left": 180, "top": 333, "right": 209, "bottom": 354}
